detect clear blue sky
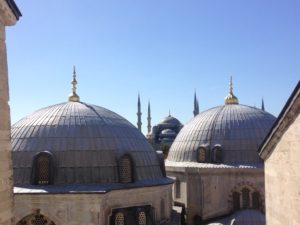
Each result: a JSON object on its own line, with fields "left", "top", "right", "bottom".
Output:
{"left": 6, "top": 0, "right": 300, "bottom": 134}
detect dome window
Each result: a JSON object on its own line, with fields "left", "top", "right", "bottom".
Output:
{"left": 114, "top": 212, "right": 125, "bottom": 225}
{"left": 31, "top": 151, "right": 54, "bottom": 185}
{"left": 119, "top": 154, "right": 134, "bottom": 183}
{"left": 197, "top": 146, "right": 206, "bottom": 163}
{"left": 212, "top": 145, "right": 222, "bottom": 163}
{"left": 137, "top": 210, "right": 147, "bottom": 225}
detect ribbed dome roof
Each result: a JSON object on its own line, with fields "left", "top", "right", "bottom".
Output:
{"left": 167, "top": 104, "right": 276, "bottom": 164}
{"left": 12, "top": 101, "right": 163, "bottom": 184}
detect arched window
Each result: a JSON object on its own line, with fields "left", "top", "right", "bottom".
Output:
{"left": 252, "top": 191, "right": 260, "bottom": 209}
{"left": 17, "top": 213, "right": 56, "bottom": 225}
{"left": 242, "top": 188, "right": 250, "bottom": 208}
{"left": 114, "top": 212, "right": 125, "bottom": 225}
{"left": 119, "top": 155, "right": 133, "bottom": 183}
{"left": 213, "top": 145, "right": 222, "bottom": 163}
{"left": 37, "top": 155, "right": 50, "bottom": 184}
{"left": 137, "top": 211, "right": 146, "bottom": 225}
{"left": 197, "top": 147, "right": 206, "bottom": 162}
{"left": 31, "top": 151, "right": 54, "bottom": 185}
{"left": 232, "top": 192, "right": 240, "bottom": 210}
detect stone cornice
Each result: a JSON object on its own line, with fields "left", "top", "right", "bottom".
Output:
{"left": 259, "top": 81, "right": 300, "bottom": 160}
{"left": 0, "top": 0, "right": 18, "bottom": 25}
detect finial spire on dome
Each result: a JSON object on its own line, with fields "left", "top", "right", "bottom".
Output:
{"left": 224, "top": 76, "right": 239, "bottom": 105}
{"left": 68, "top": 66, "right": 80, "bottom": 102}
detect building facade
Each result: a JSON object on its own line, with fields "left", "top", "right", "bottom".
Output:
{"left": 166, "top": 79, "right": 276, "bottom": 225}
{"left": 259, "top": 81, "right": 300, "bottom": 225}
{"left": 0, "top": 1, "right": 20, "bottom": 224}
{"left": 12, "top": 71, "right": 174, "bottom": 225}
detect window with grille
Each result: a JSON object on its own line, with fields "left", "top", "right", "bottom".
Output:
{"left": 114, "top": 212, "right": 125, "bottom": 225}
{"left": 242, "top": 188, "right": 250, "bottom": 208}
{"left": 232, "top": 192, "right": 240, "bottom": 210}
{"left": 197, "top": 147, "right": 206, "bottom": 162}
{"left": 37, "top": 155, "right": 50, "bottom": 184}
{"left": 16, "top": 214, "right": 56, "bottom": 225}
{"left": 213, "top": 146, "right": 222, "bottom": 163}
{"left": 252, "top": 191, "right": 260, "bottom": 209}
{"left": 137, "top": 211, "right": 146, "bottom": 225}
{"left": 119, "top": 155, "right": 133, "bottom": 183}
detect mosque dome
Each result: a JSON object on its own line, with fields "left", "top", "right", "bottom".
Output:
{"left": 167, "top": 79, "right": 276, "bottom": 164}
{"left": 12, "top": 70, "right": 164, "bottom": 185}
{"left": 12, "top": 101, "right": 164, "bottom": 184}
{"left": 159, "top": 115, "right": 181, "bottom": 127}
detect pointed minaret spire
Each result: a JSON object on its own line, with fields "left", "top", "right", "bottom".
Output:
{"left": 68, "top": 66, "right": 80, "bottom": 102}
{"left": 193, "top": 91, "right": 199, "bottom": 117}
{"left": 224, "top": 76, "right": 239, "bottom": 105}
{"left": 147, "top": 100, "right": 152, "bottom": 134}
{"left": 169, "top": 109, "right": 171, "bottom": 117}
{"left": 261, "top": 98, "right": 265, "bottom": 111}
{"left": 137, "top": 93, "right": 142, "bottom": 132}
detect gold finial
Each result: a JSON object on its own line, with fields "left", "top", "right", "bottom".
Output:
{"left": 68, "top": 66, "right": 80, "bottom": 102}
{"left": 229, "top": 76, "right": 233, "bottom": 95}
{"left": 224, "top": 76, "right": 239, "bottom": 105}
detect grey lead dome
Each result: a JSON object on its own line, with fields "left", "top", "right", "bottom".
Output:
{"left": 12, "top": 101, "right": 163, "bottom": 184}
{"left": 167, "top": 104, "right": 276, "bottom": 164}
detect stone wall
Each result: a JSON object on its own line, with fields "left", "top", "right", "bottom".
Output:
{"left": 264, "top": 113, "right": 300, "bottom": 225}
{"left": 167, "top": 166, "right": 264, "bottom": 225}
{"left": 14, "top": 184, "right": 173, "bottom": 225}
{"left": 0, "top": 1, "right": 18, "bottom": 224}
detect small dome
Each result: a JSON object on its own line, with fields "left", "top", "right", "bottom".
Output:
{"left": 167, "top": 104, "right": 276, "bottom": 164}
{"left": 159, "top": 115, "right": 181, "bottom": 126}
{"left": 12, "top": 101, "right": 163, "bottom": 184}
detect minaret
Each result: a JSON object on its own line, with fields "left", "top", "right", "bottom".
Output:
{"left": 0, "top": 2, "right": 21, "bottom": 225}
{"left": 193, "top": 91, "right": 199, "bottom": 117}
{"left": 224, "top": 76, "right": 239, "bottom": 105}
{"left": 261, "top": 98, "right": 265, "bottom": 111}
{"left": 137, "top": 94, "right": 142, "bottom": 132}
{"left": 147, "top": 100, "right": 152, "bottom": 134}
{"left": 68, "top": 66, "right": 80, "bottom": 102}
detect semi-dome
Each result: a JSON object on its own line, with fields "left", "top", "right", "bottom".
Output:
{"left": 160, "top": 129, "right": 177, "bottom": 136}
{"left": 12, "top": 101, "right": 164, "bottom": 184}
{"left": 167, "top": 104, "right": 276, "bottom": 164}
